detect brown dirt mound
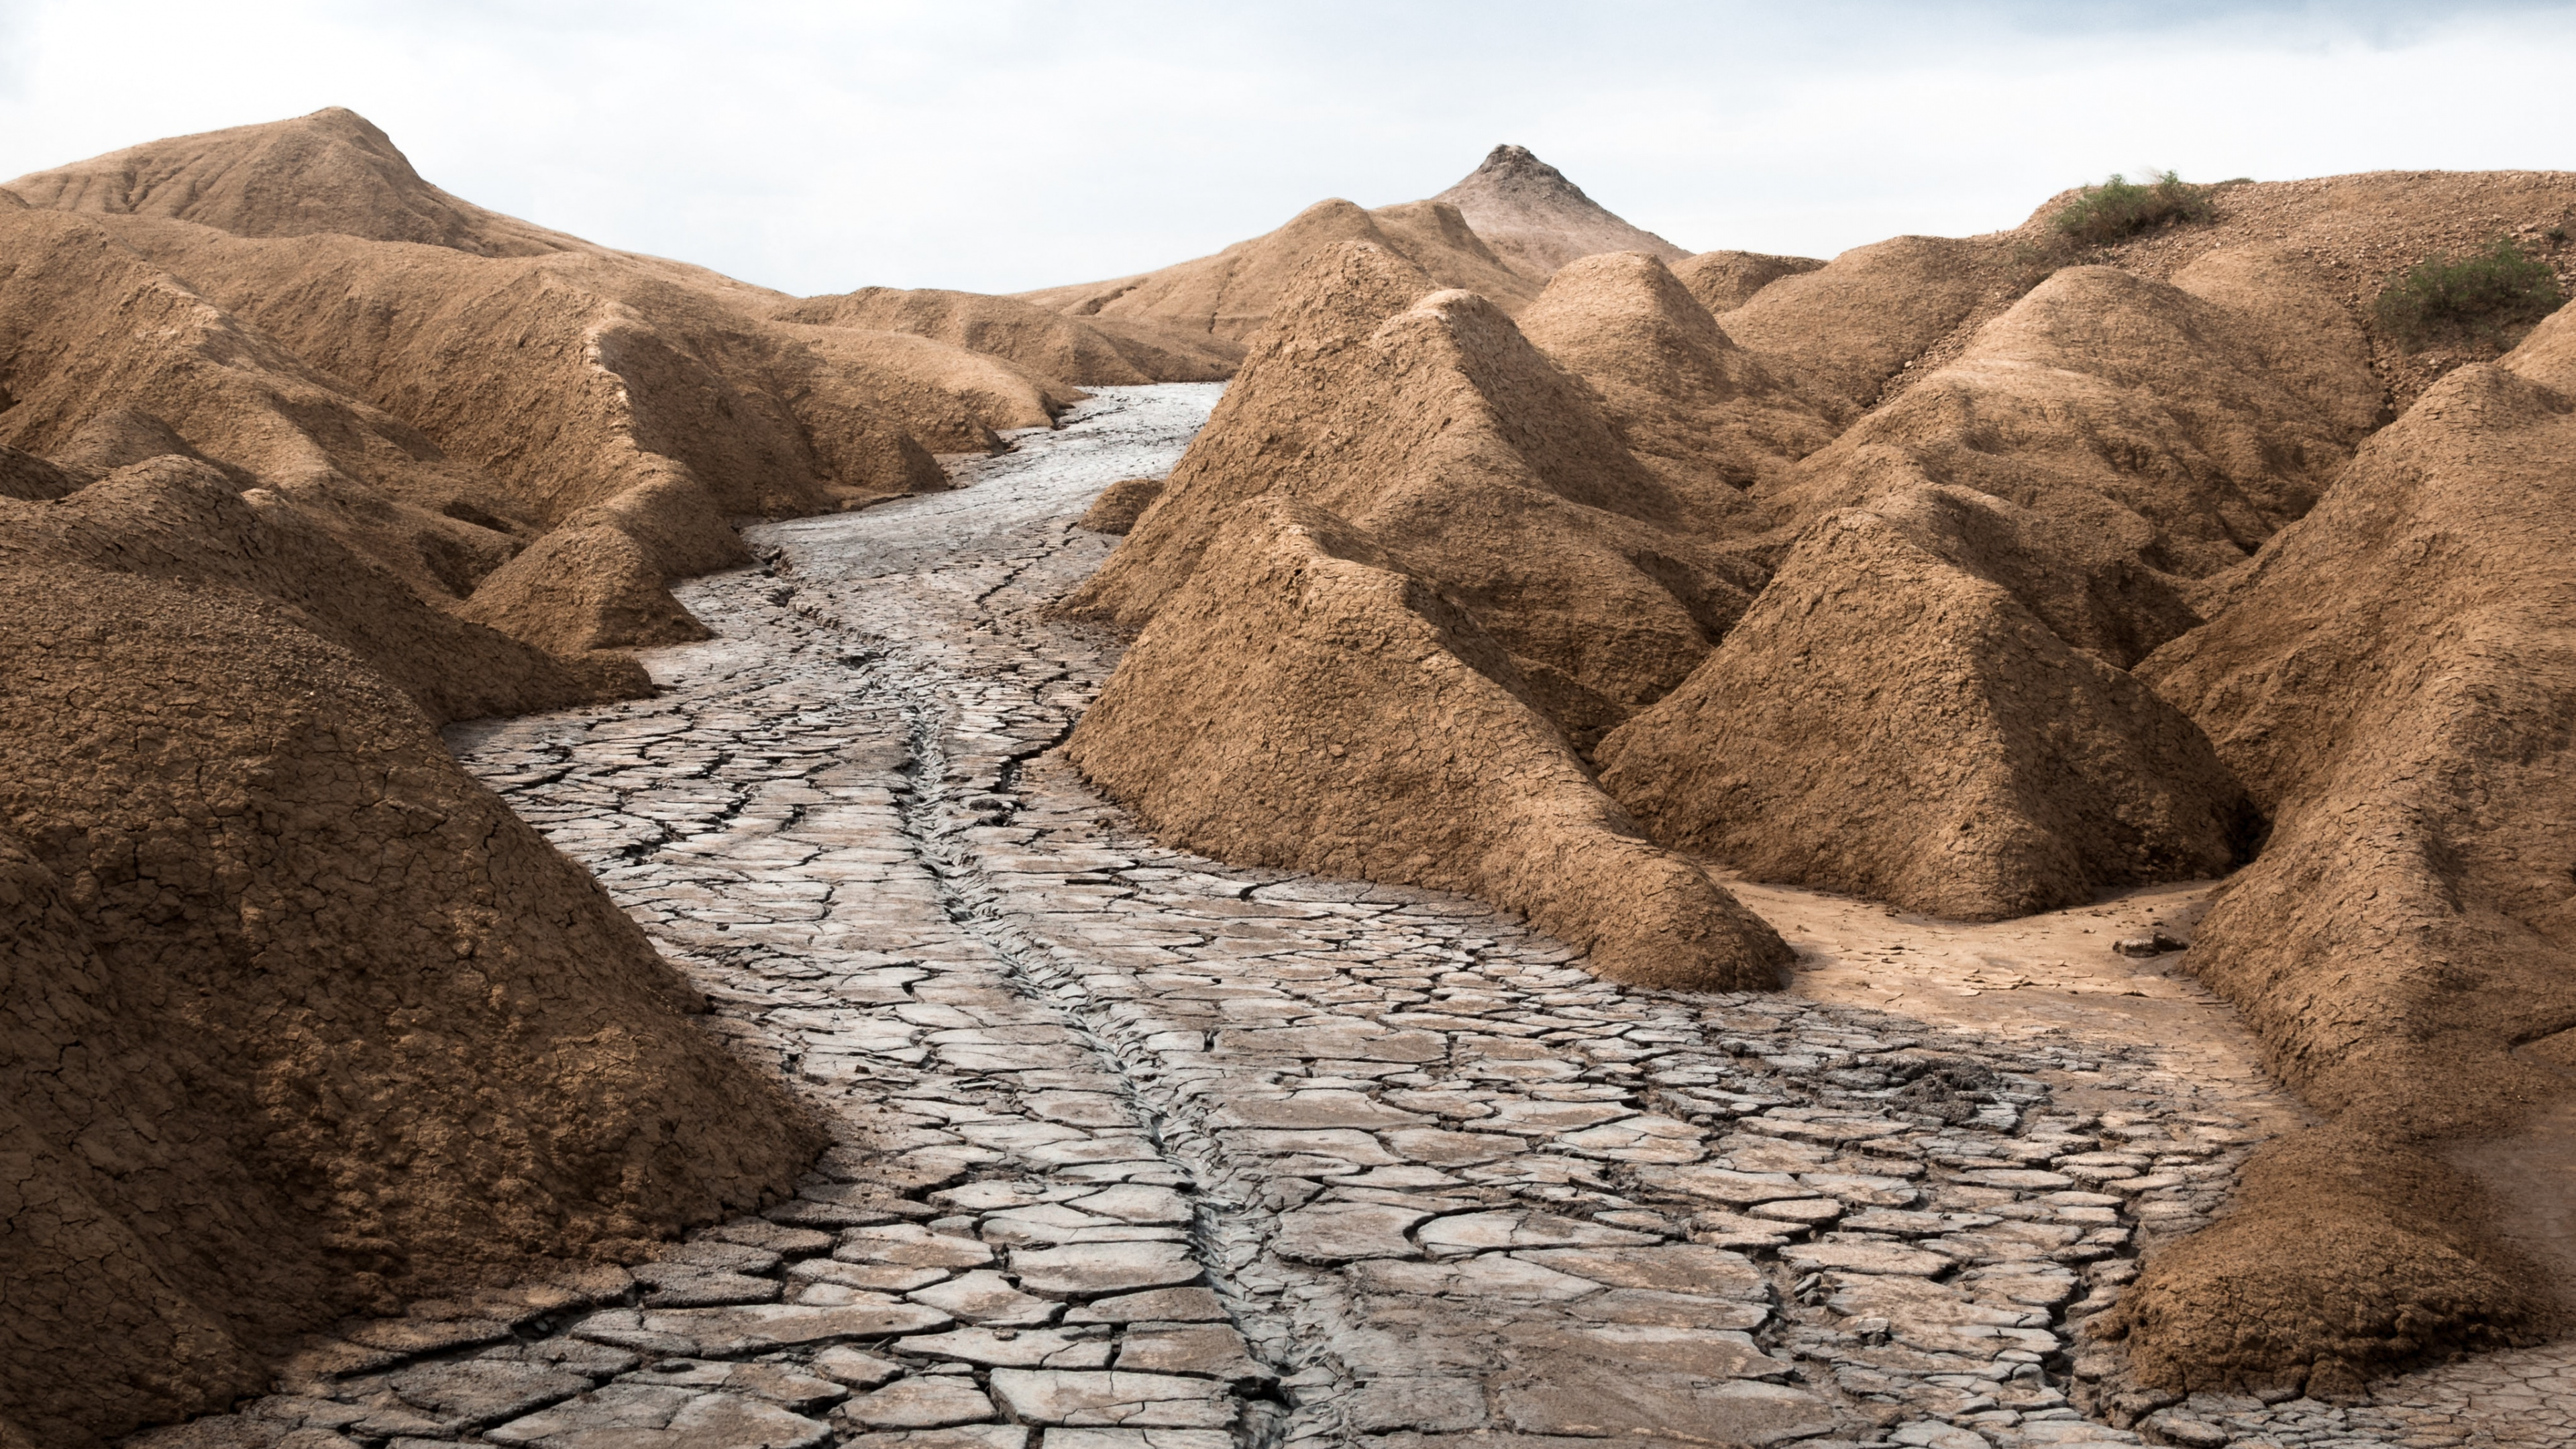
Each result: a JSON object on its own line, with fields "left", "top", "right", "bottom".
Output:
{"left": 6, "top": 105, "right": 591, "bottom": 258}
{"left": 1065, "top": 496, "right": 1789, "bottom": 989}
{"left": 2104, "top": 303, "right": 2576, "bottom": 1385}
{"left": 0, "top": 203, "right": 530, "bottom": 606}
{"left": 459, "top": 523, "right": 714, "bottom": 655}
{"left": 79, "top": 217, "right": 977, "bottom": 528}
{"left": 2098, "top": 1127, "right": 2553, "bottom": 1397}
{"left": 1014, "top": 196, "right": 1538, "bottom": 340}
{"left": 2027, "top": 170, "right": 2576, "bottom": 415}
{"left": 1430, "top": 144, "right": 1688, "bottom": 278}
{"left": 1863, "top": 484, "right": 2202, "bottom": 671}
{"left": 1061, "top": 239, "right": 1791, "bottom": 983}
{"left": 1671, "top": 249, "right": 1825, "bottom": 314}
{"left": 0, "top": 442, "right": 80, "bottom": 500}
{"left": 11, "top": 107, "right": 1097, "bottom": 660}
{"left": 5, "top": 455, "right": 639, "bottom": 718}
{"left": 1062, "top": 240, "right": 1766, "bottom": 749}
{"left": 0, "top": 557, "right": 819, "bottom": 1449}
{"left": 1597, "top": 502, "right": 2253, "bottom": 920}
{"left": 1716, "top": 234, "right": 2019, "bottom": 407}
{"left": 1515, "top": 251, "right": 1847, "bottom": 495}
{"left": 1758, "top": 256, "right": 2379, "bottom": 582}
{"left": 1076, "top": 478, "right": 1165, "bottom": 535}
{"left": 779, "top": 286, "right": 1238, "bottom": 384}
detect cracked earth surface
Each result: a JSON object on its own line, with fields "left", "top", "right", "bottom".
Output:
{"left": 143, "top": 385, "right": 2575, "bottom": 1449}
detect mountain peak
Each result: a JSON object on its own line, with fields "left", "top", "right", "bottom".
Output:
{"left": 1432, "top": 144, "right": 1686, "bottom": 278}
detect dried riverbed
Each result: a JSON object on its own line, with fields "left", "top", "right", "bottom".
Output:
{"left": 144, "top": 385, "right": 2574, "bottom": 1449}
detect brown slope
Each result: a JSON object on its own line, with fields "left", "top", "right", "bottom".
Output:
{"left": 1597, "top": 500, "right": 2253, "bottom": 920}
{"left": 1063, "top": 241, "right": 1765, "bottom": 745}
{"left": 0, "top": 549, "right": 816, "bottom": 1448}
{"left": 0, "top": 443, "right": 80, "bottom": 500}
{"left": 1723, "top": 170, "right": 2576, "bottom": 425}
{"left": 1717, "top": 233, "right": 2021, "bottom": 409}
{"left": 1430, "top": 143, "right": 1688, "bottom": 277}
{"left": 1014, "top": 196, "right": 1538, "bottom": 341}
{"left": 5, "top": 455, "right": 641, "bottom": 716}
{"left": 13, "top": 109, "right": 1094, "bottom": 657}
{"left": 0, "top": 202, "right": 537, "bottom": 606}
{"left": 78, "top": 218, "right": 1006, "bottom": 547}
{"left": 1516, "top": 251, "right": 1846, "bottom": 496}
{"left": 1067, "top": 497, "right": 1788, "bottom": 989}
{"left": 777, "top": 286, "right": 1240, "bottom": 384}
{"left": 1671, "top": 249, "right": 1825, "bottom": 315}
{"left": 1076, "top": 478, "right": 1164, "bottom": 535}
{"left": 1062, "top": 240, "right": 1789, "bottom": 986}
{"left": 2100, "top": 304, "right": 2576, "bottom": 1390}
{"left": 6, "top": 105, "right": 590, "bottom": 258}
{"left": 1758, "top": 254, "right": 2379, "bottom": 591}
{"left": 2029, "top": 169, "right": 2576, "bottom": 415}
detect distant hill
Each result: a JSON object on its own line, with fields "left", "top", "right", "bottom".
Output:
{"left": 1432, "top": 143, "right": 1687, "bottom": 276}
{"left": 1012, "top": 144, "right": 1684, "bottom": 341}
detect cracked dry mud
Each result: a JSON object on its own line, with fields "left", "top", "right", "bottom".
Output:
{"left": 142, "top": 386, "right": 2575, "bottom": 1449}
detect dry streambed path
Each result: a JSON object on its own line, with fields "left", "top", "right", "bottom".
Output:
{"left": 149, "top": 386, "right": 2570, "bottom": 1449}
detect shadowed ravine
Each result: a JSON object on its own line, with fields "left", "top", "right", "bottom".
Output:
{"left": 145, "top": 385, "right": 2575, "bottom": 1449}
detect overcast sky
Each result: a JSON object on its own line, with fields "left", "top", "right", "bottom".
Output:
{"left": 2, "top": 1, "right": 2570, "bottom": 297}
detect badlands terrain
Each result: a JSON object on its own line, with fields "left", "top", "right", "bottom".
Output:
{"left": 3, "top": 109, "right": 2576, "bottom": 1449}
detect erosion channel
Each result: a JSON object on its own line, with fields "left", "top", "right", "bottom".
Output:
{"left": 154, "top": 384, "right": 2575, "bottom": 1449}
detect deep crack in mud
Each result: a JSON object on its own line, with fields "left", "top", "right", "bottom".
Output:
{"left": 154, "top": 384, "right": 2576, "bottom": 1449}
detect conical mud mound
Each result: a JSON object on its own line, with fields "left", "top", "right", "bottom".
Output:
{"left": 2107, "top": 305, "right": 2576, "bottom": 1389}
{"left": 1598, "top": 503, "right": 2254, "bottom": 920}
{"left": 1432, "top": 144, "right": 1688, "bottom": 276}
{"left": 1067, "top": 497, "right": 1790, "bottom": 989}
{"left": 1517, "top": 251, "right": 1845, "bottom": 496}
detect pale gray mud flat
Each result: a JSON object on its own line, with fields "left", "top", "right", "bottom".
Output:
{"left": 140, "top": 386, "right": 2574, "bottom": 1449}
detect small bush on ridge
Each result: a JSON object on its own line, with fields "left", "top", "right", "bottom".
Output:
{"left": 2374, "top": 237, "right": 2567, "bottom": 352}
{"left": 2053, "top": 171, "right": 2216, "bottom": 248}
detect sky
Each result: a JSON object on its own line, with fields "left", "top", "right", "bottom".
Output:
{"left": 1, "top": 1, "right": 2570, "bottom": 297}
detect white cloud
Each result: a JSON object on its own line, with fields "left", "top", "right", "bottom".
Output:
{"left": 1, "top": 1, "right": 2569, "bottom": 294}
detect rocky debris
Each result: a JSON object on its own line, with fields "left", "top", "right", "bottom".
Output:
{"left": 136, "top": 386, "right": 2557, "bottom": 1449}
{"left": 2112, "top": 935, "right": 2186, "bottom": 959}
{"left": 1428, "top": 143, "right": 1688, "bottom": 278}
{"left": 1671, "top": 249, "right": 1827, "bottom": 315}
{"left": 1072, "top": 479, "right": 1163, "bottom": 535}
{"left": 1597, "top": 504, "right": 2255, "bottom": 920}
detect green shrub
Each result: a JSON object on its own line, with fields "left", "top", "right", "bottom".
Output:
{"left": 2052, "top": 171, "right": 2216, "bottom": 248}
{"left": 2373, "top": 237, "right": 2567, "bottom": 352}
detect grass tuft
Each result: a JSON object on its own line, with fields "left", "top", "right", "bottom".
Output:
{"left": 2052, "top": 171, "right": 2216, "bottom": 248}
{"left": 2373, "top": 237, "right": 2567, "bottom": 352}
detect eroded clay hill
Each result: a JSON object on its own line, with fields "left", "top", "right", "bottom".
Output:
{"left": 1061, "top": 241, "right": 1792, "bottom": 987}
{"left": 0, "top": 458, "right": 822, "bottom": 1449}
{"left": 1012, "top": 144, "right": 1688, "bottom": 342}
{"left": 0, "top": 107, "right": 1148, "bottom": 1446}
{"left": 4, "top": 106, "right": 1088, "bottom": 661}
{"left": 777, "top": 286, "right": 1240, "bottom": 386}
{"left": 1066, "top": 166, "right": 2576, "bottom": 1393}
{"left": 1432, "top": 142, "right": 1688, "bottom": 276}
{"left": 2108, "top": 305, "right": 2576, "bottom": 1391}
